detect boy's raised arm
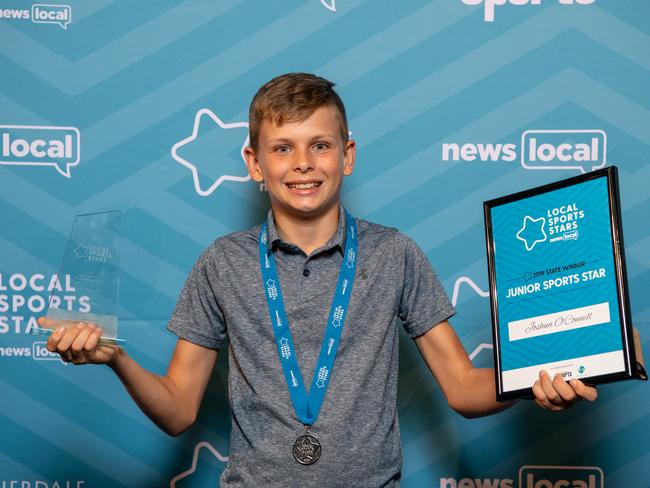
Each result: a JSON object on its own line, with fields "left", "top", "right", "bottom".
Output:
{"left": 414, "top": 320, "right": 510, "bottom": 418}
{"left": 414, "top": 320, "right": 597, "bottom": 417}
{"left": 41, "top": 317, "right": 218, "bottom": 436}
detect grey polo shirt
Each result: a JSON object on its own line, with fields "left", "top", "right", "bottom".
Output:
{"left": 167, "top": 208, "right": 455, "bottom": 487}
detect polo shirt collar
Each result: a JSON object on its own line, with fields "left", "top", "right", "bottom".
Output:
{"left": 265, "top": 205, "right": 348, "bottom": 256}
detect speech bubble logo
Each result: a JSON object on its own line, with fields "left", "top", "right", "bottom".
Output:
{"left": 31, "top": 4, "right": 72, "bottom": 30}
{"left": 521, "top": 129, "right": 607, "bottom": 174}
{"left": 0, "top": 125, "right": 80, "bottom": 178}
{"left": 519, "top": 465, "right": 603, "bottom": 488}
{"left": 32, "top": 341, "right": 68, "bottom": 365}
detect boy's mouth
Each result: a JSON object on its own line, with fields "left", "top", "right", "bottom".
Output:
{"left": 285, "top": 181, "right": 322, "bottom": 190}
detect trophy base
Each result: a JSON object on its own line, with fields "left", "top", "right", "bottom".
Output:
{"left": 35, "top": 309, "right": 125, "bottom": 346}
{"left": 31, "top": 326, "right": 126, "bottom": 346}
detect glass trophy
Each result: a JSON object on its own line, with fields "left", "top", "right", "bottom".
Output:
{"left": 32, "top": 210, "right": 125, "bottom": 346}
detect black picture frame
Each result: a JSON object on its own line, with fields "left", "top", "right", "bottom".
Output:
{"left": 484, "top": 166, "right": 644, "bottom": 401}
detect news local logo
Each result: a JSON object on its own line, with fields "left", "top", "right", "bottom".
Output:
{"left": 442, "top": 130, "right": 606, "bottom": 174}
{"left": 520, "top": 465, "right": 603, "bottom": 488}
{"left": 440, "top": 464, "right": 603, "bottom": 488}
{"left": 0, "top": 125, "right": 80, "bottom": 178}
{"left": 0, "top": 4, "right": 71, "bottom": 29}
{"left": 521, "top": 130, "right": 605, "bottom": 173}
{"left": 461, "top": 0, "right": 595, "bottom": 23}
{"left": 0, "top": 343, "right": 67, "bottom": 365}
{"left": 33, "top": 341, "right": 67, "bottom": 365}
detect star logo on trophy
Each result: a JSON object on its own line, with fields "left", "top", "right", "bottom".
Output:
{"left": 516, "top": 216, "right": 547, "bottom": 251}
{"left": 73, "top": 244, "right": 89, "bottom": 259}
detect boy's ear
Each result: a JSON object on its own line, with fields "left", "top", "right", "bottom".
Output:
{"left": 244, "top": 146, "right": 264, "bottom": 182}
{"left": 343, "top": 139, "right": 356, "bottom": 176}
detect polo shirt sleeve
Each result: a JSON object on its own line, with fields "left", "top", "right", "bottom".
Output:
{"left": 397, "top": 233, "right": 456, "bottom": 339}
{"left": 167, "top": 245, "right": 227, "bottom": 350}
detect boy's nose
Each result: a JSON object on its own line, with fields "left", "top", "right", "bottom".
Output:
{"left": 292, "top": 148, "right": 314, "bottom": 172}
{"left": 293, "top": 161, "right": 313, "bottom": 173}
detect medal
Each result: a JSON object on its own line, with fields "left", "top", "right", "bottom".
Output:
{"left": 258, "top": 209, "right": 358, "bottom": 465}
{"left": 293, "top": 426, "right": 321, "bottom": 465}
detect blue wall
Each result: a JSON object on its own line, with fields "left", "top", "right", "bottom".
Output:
{"left": 1, "top": 1, "right": 648, "bottom": 486}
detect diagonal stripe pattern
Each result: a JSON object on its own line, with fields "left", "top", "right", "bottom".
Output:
{"left": 1, "top": 1, "right": 649, "bottom": 486}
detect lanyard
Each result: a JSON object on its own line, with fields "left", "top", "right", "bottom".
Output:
{"left": 258, "top": 210, "right": 358, "bottom": 426}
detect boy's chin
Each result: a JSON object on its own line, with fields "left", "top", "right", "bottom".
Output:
{"left": 273, "top": 198, "right": 340, "bottom": 218}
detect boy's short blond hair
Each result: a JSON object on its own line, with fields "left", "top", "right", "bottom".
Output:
{"left": 248, "top": 73, "right": 349, "bottom": 151}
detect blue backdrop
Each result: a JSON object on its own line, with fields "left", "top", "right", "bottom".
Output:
{"left": 1, "top": 1, "right": 648, "bottom": 487}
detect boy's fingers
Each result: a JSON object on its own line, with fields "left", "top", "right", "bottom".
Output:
{"left": 56, "top": 323, "right": 84, "bottom": 353}
{"left": 533, "top": 371, "right": 598, "bottom": 412}
{"left": 539, "top": 371, "right": 564, "bottom": 407}
{"left": 38, "top": 316, "right": 51, "bottom": 329}
{"left": 38, "top": 316, "right": 65, "bottom": 331}
{"left": 531, "top": 380, "right": 556, "bottom": 410}
{"left": 70, "top": 324, "right": 96, "bottom": 353}
{"left": 552, "top": 373, "right": 577, "bottom": 403}
{"left": 570, "top": 380, "right": 598, "bottom": 402}
{"left": 532, "top": 380, "right": 547, "bottom": 405}
{"left": 58, "top": 347, "right": 74, "bottom": 363}
{"left": 40, "top": 317, "right": 97, "bottom": 331}
{"left": 46, "top": 326, "right": 66, "bottom": 352}
{"left": 84, "top": 328, "right": 102, "bottom": 352}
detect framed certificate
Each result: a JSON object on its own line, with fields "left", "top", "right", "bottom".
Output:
{"left": 484, "top": 166, "right": 643, "bottom": 401}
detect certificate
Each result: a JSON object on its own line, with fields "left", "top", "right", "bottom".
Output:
{"left": 484, "top": 166, "right": 643, "bottom": 400}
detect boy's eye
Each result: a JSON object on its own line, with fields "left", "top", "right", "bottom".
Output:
{"left": 274, "top": 145, "right": 291, "bottom": 153}
{"left": 313, "top": 142, "right": 330, "bottom": 151}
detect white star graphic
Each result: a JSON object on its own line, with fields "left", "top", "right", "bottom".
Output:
{"left": 171, "top": 108, "right": 250, "bottom": 196}
{"left": 320, "top": 0, "right": 336, "bottom": 11}
{"left": 516, "top": 215, "right": 547, "bottom": 251}
{"left": 170, "top": 441, "right": 229, "bottom": 487}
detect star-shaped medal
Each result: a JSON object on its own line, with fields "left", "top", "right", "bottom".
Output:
{"left": 293, "top": 434, "right": 321, "bottom": 465}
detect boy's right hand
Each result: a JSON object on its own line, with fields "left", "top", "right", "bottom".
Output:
{"left": 39, "top": 317, "right": 121, "bottom": 366}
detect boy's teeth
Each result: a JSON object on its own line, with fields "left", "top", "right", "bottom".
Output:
{"left": 288, "top": 182, "right": 320, "bottom": 189}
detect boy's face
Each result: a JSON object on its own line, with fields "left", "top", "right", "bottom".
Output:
{"left": 244, "top": 105, "right": 355, "bottom": 219}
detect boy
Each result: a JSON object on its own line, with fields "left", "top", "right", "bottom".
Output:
{"left": 41, "top": 73, "right": 597, "bottom": 487}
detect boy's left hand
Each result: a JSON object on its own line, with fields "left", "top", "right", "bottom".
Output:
{"left": 532, "top": 370, "right": 598, "bottom": 411}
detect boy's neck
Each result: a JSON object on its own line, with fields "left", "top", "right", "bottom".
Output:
{"left": 273, "top": 203, "right": 341, "bottom": 256}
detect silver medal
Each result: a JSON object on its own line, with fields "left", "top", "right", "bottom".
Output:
{"left": 292, "top": 427, "right": 321, "bottom": 465}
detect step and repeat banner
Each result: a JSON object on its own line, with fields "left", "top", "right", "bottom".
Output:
{"left": 1, "top": 1, "right": 649, "bottom": 487}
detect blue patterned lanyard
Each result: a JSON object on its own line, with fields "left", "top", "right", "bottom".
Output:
{"left": 258, "top": 210, "right": 358, "bottom": 426}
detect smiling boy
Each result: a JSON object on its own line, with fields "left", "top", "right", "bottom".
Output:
{"left": 42, "top": 73, "right": 596, "bottom": 487}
